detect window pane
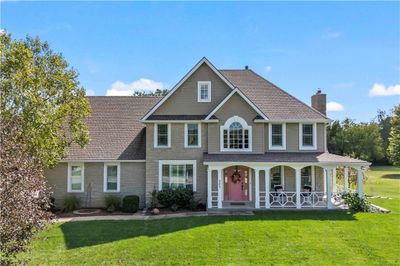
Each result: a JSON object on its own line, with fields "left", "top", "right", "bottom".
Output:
{"left": 187, "top": 124, "right": 198, "bottom": 146}
{"left": 107, "top": 166, "right": 117, "bottom": 177}
{"left": 271, "top": 124, "right": 283, "bottom": 146}
{"left": 271, "top": 167, "right": 282, "bottom": 189}
{"left": 301, "top": 167, "right": 311, "bottom": 186}
{"left": 71, "top": 166, "right": 82, "bottom": 177}
{"left": 107, "top": 181, "right": 117, "bottom": 190}
{"left": 229, "top": 122, "right": 243, "bottom": 149}
{"left": 272, "top": 124, "right": 282, "bottom": 135}
{"left": 161, "top": 164, "right": 194, "bottom": 190}
{"left": 303, "top": 135, "right": 313, "bottom": 146}
{"left": 71, "top": 176, "right": 81, "bottom": 190}
{"left": 200, "top": 84, "right": 208, "bottom": 99}
{"left": 302, "top": 124, "right": 313, "bottom": 146}
{"left": 157, "top": 124, "right": 168, "bottom": 146}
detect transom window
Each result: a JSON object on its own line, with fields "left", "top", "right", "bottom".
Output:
{"left": 159, "top": 160, "right": 196, "bottom": 191}
{"left": 221, "top": 116, "right": 252, "bottom": 151}
{"left": 68, "top": 163, "right": 84, "bottom": 192}
{"left": 197, "top": 81, "right": 211, "bottom": 102}
{"left": 185, "top": 123, "right": 201, "bottom": 148}
{"left": 104, "top": 163, "right": 120, "bottom": 192}
{"left": 269, "top": 123, "right": 286, "bottom": 150}
{"left": 300, "top": 123, "right": 317, "bottom": 150}
{"left": 154, "top": 124, "right": 170, "bottom": 148}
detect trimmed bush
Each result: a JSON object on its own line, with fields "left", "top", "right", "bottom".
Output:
{"left": 104, "top": 195, "right": 121, "bottom": 211}
{"left": 63, "top": 195, "right": 81, "bottom": 212}
{"left": 156, "top": 187, "right": 194, "bottom": 210}
{"left": 342, "top": 192, "right": 371, "bottom": 212}
{"left": 122, "top": 195, "right": 139, "bottom": 213}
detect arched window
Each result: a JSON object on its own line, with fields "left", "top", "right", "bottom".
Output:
{"left": 221, "top": 116, "right": 252, "bottom": 151}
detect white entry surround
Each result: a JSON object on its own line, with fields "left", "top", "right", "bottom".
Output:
{"left": 205, "top": 162, "right": 368, "bottom": 210}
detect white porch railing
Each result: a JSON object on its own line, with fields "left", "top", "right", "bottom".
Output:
{"left": 211, "top": 190, "right": 218, "bottom": 208}
{"left": 300, "top": 192, "right": 327, "bottom": 208}
{"left": 269, "top": 191, "right": 297, "bottom": 208}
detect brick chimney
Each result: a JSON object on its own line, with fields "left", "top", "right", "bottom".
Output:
{"left": 311, "top": 89, "right": 326, "bottom": 115}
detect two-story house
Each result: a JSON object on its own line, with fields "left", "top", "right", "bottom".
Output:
{"left": 45, "top": 58, "right": 370, "bottom": 210}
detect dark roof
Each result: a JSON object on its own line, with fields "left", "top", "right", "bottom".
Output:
{"left": 219, "top": 70, "right": 329, "bottom": 120}
{"left": 65, "top": 96, "right": 161, "bottom": 161}
{"left": 203, "top": 152, "right": 368, "bottom": 164}
{"left": 147, "top": 114, "right": 207, "bottom": 120}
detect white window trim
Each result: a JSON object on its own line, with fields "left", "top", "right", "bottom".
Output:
{"left": 268, "top": 123, "right": 286, "bottom": 150}
{"left": 197, "top": 81, "right": 211, "bottom": 102}
{"left": 220, "top": 116, "right": 252, "bottom": 152}
{"left": 103, "top": 162, "right": 121, "bottom": 193}
{"left": 154, "top": 123, "right": 171, "bottom": 148}
{"left": 158, "top": 160, "right": 197, "bottom": 191}
{"left": 67, "top": 163, "right": 84, "bottom": 193}
{"left": 299, "top": 122, "right": 317, "bottom": 150}
{"left": 184, "top": 123, "right": 202, "bottom": 148}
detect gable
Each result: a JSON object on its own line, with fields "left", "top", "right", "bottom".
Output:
{"left": 152, "top": 62, "right": 232, "bottom": 116}
{"left": 214, "top": 92, "right": 259, "bottom": 123}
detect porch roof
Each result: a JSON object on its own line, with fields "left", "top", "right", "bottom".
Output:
{"left": 203, "top": 152, "right": 369, "bottom": 165}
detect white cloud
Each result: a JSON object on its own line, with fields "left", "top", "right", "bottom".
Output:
{"left": 265, "top": 66, "right": 272, "bottom": 73}
{"left": 85, "top": 89, "right": 95, "bottom": 96}
{"left": 106, "top": 78, "right": 165, "bottom": 96}
{"left": 327, "top": 101, "right": 344, "bottom": 112}
{"left": 322, "top": 31, "right": 342, "bottom": 39}
{"left": 369, "top": 83, "right": 400, "bottom": 97}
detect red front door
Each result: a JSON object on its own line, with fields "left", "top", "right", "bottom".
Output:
{"left": 224, "top": 166, "right": 249, "bottom": 201}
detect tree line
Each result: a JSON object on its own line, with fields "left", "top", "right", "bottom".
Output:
{"left": 327, "top": 105, "right": 400, "bottom": 166}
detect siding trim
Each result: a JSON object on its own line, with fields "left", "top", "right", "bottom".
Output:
{"left": 141, "top": 57, "right": 235, "bottom": 121}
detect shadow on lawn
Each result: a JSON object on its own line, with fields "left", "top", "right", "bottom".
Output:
{"left": 60, "top": 210, "right": 357, "bottom": 249}
{"left": 381, "top": 174, "right": 400, "bottom": 180}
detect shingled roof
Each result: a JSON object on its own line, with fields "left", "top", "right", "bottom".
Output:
{"left": 204, "top": 152, "right": 368, "bottom": 164}
{"left": 220, "top": 69, "right": 329, "bottom": 120}
{"left": 65, "top": 96, "right": 161, "bottom": 161}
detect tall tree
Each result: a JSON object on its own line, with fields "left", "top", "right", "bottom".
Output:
{"left": 0, "top": 32, "right": 91, "bottom": 262}
{"left": 375, "top": 109, "right": 392, "bottom": 164}
{"left": 387, "top": 104, "right": 400, "bottom": 166}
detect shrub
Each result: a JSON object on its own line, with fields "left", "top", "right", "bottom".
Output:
{"left": 63, "top": 196, "right": 81, "bottom": 212}
{"left": 122, "top": 195, "right": 139, "bottom": 213}
{"left": 342, "top": 192, "right": 371, "bottom": 212}
{"left": 149, "top": 189, "right": 158, "bottom": 209}
{"left": 156, "top": 187, "right": 194, "bottom": 209}
{"left": 104, "top": 195, "right": 121, "bottom": 211}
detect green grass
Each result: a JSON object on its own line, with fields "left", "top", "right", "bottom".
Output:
{"left": 21, "top": 166, "right": 400, "bottom": 265}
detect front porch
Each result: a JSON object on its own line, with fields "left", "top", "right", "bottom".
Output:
{"left": 206, "top": 162, "right": 368, "bottom": 210}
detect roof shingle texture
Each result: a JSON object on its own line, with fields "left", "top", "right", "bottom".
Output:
{"left": 203, "top": 152, "right": 368, "bottom": 164}
{"left": 65, "top": 96, "right": 161, "bottom": 161}
{"left": 220, "top": 70, "right": 328, "bottom": 120}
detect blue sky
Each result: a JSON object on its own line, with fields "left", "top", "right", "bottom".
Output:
{"left": 2, "top": 1, "right": 399, "bottom": 121}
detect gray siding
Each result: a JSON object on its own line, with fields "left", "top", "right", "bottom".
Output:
{"left": 153, "top": 63, "right": 232, "bottom": 115}
{"left": 45, "top": 162, "right": 146, "bottom": 208}
{"left": 145, "top": 123, "right": 208, "bottom": 206}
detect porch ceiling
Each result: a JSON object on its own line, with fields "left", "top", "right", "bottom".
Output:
{"left": 203, "top": 152, "right": 369, "bottom": 165}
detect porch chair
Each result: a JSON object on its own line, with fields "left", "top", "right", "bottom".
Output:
{"left": 273, "top": 185, "right": 285, "bottom": 205}
{"left": 302, "top": 185, "right": 312, "bottom": 205}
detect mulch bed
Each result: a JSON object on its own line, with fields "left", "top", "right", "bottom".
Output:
{"left": 56, "top": 209, "right": 137, "bottom": 218}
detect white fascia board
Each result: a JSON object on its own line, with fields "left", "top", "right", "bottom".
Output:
{"left": 141, "top": 57, "right": 235, "bottom": 121}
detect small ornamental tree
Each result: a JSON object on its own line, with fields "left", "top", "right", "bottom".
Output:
{"left": 0, "top": 31, "right": 91, "bottom": 263}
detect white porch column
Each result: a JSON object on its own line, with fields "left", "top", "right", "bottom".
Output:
{"left": 332, "top": 168, "right": 337, "bottom": 193}
{"left": 255, "top": 168, "right": 260, "bottom": 209}
{"left": 325, "top": 168, "right": 332, "bottom": 209}
{"left": 323, "top": 168, "right": 327, "bottom": 193}
{"left": 207, "top": 167, "right": 212, "bottom": 209}
{"left": 265, "top": 167, "right": 271, "bottom": 209}
{"left": 344, "top": 167, "right": 349, "bottom": 192}
{"left": 295, "top": 167, "right": 301, "bottom": 209}
{"left": 357, "top": 168, "right": 364, "bottom": 198}
{"left": 217, "top": 168, "right": 223, "bottom": 209}
{"left": 311, "top": 165, "right": 316, "bottom": 191}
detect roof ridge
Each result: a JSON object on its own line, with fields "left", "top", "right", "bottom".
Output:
{"left": 247, "top": 69, "right": 329, "bottom": 120}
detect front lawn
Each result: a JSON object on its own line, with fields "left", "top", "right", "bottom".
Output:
{"left": 21, "top": 166, "right": 400, "bottom": 265}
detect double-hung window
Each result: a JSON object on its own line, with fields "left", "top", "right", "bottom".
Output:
{"left": 68, "top": 163, "right": 84, "bottom": 192}
{"left": 301, "top": 166, "right": 312, "bottom": 187}
{"left": 159, "top": 160, "right": 196, "bottom": 191}
{"left": 185, "top": 123, "right": 201, "bottom": 148}
{"left": 299, "top": 123, "right": 317, "bottom": 150}
{"left": 270, "top": 166, "right": 284, "bottom": 189}
{"left": 154, "top": 124, "right": 171, "bottom": 148}
{"left": 197, "top": 81, "right": 211, "bottom": 102}
{"left": 104, "top": 163, "right": 120, "bottom": 192}
{"left": 269, "top": 123, "right": 286, "bottom": 150}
